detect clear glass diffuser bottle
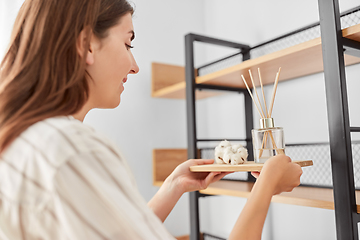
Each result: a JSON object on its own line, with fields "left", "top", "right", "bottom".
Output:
{"left": 252, "top": 118, "right": 285, "bottom": 163}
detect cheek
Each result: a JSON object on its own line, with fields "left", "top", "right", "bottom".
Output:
{"left": 95, "top": 48, "right": 133, "bottom": 99}
{"left": 108, "top": 52, "right": 132, "bottom": 80}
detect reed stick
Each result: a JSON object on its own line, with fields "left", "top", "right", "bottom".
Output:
{"left": 258, "top": 68, "right": 269, "bottom": 158}
{"left": 262, "top": 68, "right": 281, "bottom": 157}
{"left": 268, "top": 67, "right": 281, "bottom": 118}
{"left": 260, "top": 132, "right": 267, "bottom": 155}
{"left": 258, "top": 68, "right": 268, "bottom": 117}
{"left": 268, "top": 130, "right": 284, "bottom": 154}
{"left": 260, "top": 130, "right": 283, "bottom": 157}
{"left": 248, "top": 69, "right": 265, "bottom": 118}
{"left": 241, "top": 75, "right": 264, "bottom": 118}
{"left": 257, "top": 67, "right": 270, "bottom": 158}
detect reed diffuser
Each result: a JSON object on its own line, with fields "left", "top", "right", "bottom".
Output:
{"left": 242, "top": 68, "right": 285, "bottom": 163}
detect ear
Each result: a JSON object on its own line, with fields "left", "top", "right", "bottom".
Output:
{"left": 76, "top": 27, "right": 95, "bottom": 65}
{"left": 86, "top": 41, "right": 95, "bottom": 66}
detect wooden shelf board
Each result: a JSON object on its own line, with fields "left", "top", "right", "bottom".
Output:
{"left": 152, "top": 80, "right": 223, "bottom": 99}
{"left": 154, "top": 179, "right": 360, "bottom": 212}
{"left": 196, "top": 24, "right": 360, "bottom": 88}
{"left": 152, "top": 62, "right": 185, "bottom": 93}
{"left": 152, "top": 148, "right": 189, "bottom": 184}
{"left": 199, "top": 180, "right": 360, "bottom": 213}
{"left": 153, "top": 181, "right": 163, "bottom": 187}
{"left": 152, "top": 62, "right": 223, "bottom": 99}
{"left": 200, "top": 181, "right": 253, "bottom": 199}
{"left": 190, "top": 160, "right": 313, "bottom": 172}
{"left": 152, "top": 24, "right": 360, "bottom": 99}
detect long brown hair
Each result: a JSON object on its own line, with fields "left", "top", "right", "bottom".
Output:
{"left": 0, "top": 0, "right": 134, "bottom": 153}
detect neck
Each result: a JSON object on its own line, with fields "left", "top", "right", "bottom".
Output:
{"left": 72, "top": 103, "right": 92, "bottom": 122}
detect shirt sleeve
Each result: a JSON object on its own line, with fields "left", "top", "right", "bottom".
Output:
{"left": 52, "top": 147, "right": 175, "bottom": 240}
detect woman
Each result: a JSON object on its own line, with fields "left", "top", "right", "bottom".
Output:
{"left": 0, "top": 0, "right": 302, "bottom": 239}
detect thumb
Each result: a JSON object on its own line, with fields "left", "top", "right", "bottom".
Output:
{"left": 203, "top": 172, "right": 219, "bottom": 189}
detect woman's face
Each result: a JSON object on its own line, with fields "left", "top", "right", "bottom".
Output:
{"left": 86, "top": 13, "right": 139, "bottom": 109}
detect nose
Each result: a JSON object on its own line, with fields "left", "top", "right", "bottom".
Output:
{"left": 129, "top": 53, "right": 139, "bottom": 74}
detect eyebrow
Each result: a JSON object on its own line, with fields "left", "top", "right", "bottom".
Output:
{"left": 129, "top": 30, "right": 135, "bottom": 41}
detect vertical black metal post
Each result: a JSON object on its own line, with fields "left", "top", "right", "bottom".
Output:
{"left": 318, "top": 0, "right": 358, "bottom": 239}
{"left": 185, "top": 33, "right": 201, "bottom": 240}
{"left": 244, "top": 93, "right": 255, "bottom": 182}
{"left": 242, "top": 50, "right": 256, "bottom": 182}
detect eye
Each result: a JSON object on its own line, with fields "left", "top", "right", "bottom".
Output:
{"left": 125, "top": 44, "right": 134, "bottom": 50}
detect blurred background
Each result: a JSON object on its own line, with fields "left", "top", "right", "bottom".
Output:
{"left": 1, "top": 0, "right": 360, "bottom": 239}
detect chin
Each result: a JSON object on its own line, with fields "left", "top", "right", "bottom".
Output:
{"left": 111, "top": 100, "right": 121, "bottom": 108}
{"left": 102, "top": 98, "right": 121, "bottom": 109}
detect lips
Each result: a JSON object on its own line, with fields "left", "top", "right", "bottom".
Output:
{"left": 122, "top": 78, "right": 127, "bottom": 83}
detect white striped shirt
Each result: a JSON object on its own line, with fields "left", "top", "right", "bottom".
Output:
{"left": 0, "top": 116, "right": 175, "bottom": 240}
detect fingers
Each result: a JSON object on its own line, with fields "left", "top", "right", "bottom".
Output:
{"left": 275, "top": 162, "right": 303, "bottom": 194}
{"left": 202, "top": 171, "right": 232, "bottom": 189}
{"left": 212, "top": 172, "right": 230, "bottom": 182}
{"left": 191, "top": 159, "right": 215, "bottom": 165}
{"left": 203, "top": 172, "right": 219, "bottom": 189}
{"left": 251, "top": 171, "right": 260, "bottom": 178}
{"left": 292, "top": 163, "right": 303, "bottom": 187}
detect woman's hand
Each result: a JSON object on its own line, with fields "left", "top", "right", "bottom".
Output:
{"left": 229, "top": 154, "right": 302, "bottom": 240}
{"left": 149, "top": 159, "right": 230, "bottom": 222}
{"left": 252, "top": 154, "right": 303, "bottom": 195}
{"left": 165, "top": 159, "right": 230, "bottom": 195}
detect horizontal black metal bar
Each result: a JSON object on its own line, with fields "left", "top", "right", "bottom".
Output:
{"left": 251, "top": 5, "right": 360, "bottom": 51}
{"left": 286, "top": 140, "right": 360, "bottom": 145}
{"left": 341, "top": 5, "right": 360, "bottom": 17}
{"left": 299, "top": 183, "right": 333, "bottom": 189}
{"left": 285, "top": 141, "right": 360, "bottom": 147}
{"left": 219, "top": 178, "right": 360, "bottom": 191}
{"left": 197, "top": 51, "right": 243, "bottom": 71}
{"left": 285, "top": 142, "right": 330, "bottom": 146}
{"left": 198, "top": 193, "right": 213, "bottom": 198}
{"left": 350, "top": 127, "right": 360, "bottom": 132}
{"left": 187, "top": 33, "right": 250, "bottom": 49}
{"left": 287, "top": 140, "right": 360, "bottom": 146}
{"left": 203, "top": 233, "right": 226, "bottom": 240}
{"left": 251, "top": 22, "right": 320, "bottom": 50}
{"left": 353, "top": 213, "right": 360, "bottom": 223}
{"left": 343, "top": 38, "right": 360, "bottom": 50}
{"left": 195, "top": 84, "right": 247, "bottom": 93}
{"left": 197, "top": 138, "right": 249, "bottom": 142}
{"left": 199, "top": 140, "right": 360, "bottom": 149}
{"left": 198, "top": 140, "right": 360, "bottom": 146}
{"left": 343, "top": 37, "right": 360, "bottom": 58}
{"left": 219, "top": 180, "right": 360, "bottom": 191}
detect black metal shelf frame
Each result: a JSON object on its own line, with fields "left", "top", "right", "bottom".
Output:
{"left": 185, "top": 33, "right": 252, "bottom": 240}
{"left": 184, "top": 1, "right": 360, "bottom": 239}
{"left": 319, "top": 0, "right": 360, "bottom": 239}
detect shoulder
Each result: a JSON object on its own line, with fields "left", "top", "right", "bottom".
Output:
{"left": 4, "top": 116, "right": 123, "bottom": 168}
{"left": 0, "top": 115, "right": 134, "bottom": 197}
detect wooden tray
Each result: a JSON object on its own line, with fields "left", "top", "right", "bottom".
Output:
{"left": 189, "top": 160, "right": 313, "bottom": 172}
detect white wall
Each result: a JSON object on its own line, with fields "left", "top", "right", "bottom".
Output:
{"left": 0, "top": 0, "right": 24, "bottom": 59}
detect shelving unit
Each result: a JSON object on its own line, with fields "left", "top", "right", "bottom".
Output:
{"left": 151, "top": 1, "right": 360, "bottom": 240}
